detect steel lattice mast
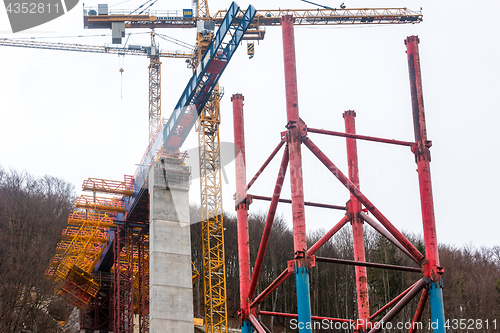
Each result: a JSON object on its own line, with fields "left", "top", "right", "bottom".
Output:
{"left": 193, "top": 1, "right": 228, "bottom": 331}
{"left": 197, "top": 87, "right": 228, "bottom": 333}
{"left": 148, "top": 31, "right": 162, "bottom": 141}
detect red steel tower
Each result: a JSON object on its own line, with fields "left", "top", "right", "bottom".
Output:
{"left": 232, "top": 19, "right": 446, "bottom": 333}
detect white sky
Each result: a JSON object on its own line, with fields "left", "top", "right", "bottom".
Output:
{"left": 1, "top": 0, "right": 499, "bottom": 249}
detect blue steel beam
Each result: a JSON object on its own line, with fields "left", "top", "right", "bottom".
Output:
{"left": 123, "top": 2, "right": 256, "bottom": 215}
{"left": 164, "top": 2, "right": 257, "bottom": 149}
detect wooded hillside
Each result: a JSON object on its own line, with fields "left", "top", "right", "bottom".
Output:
{"left": 191, "top": 208, "right": 500, "bottom": 332}
{"left": 1, "top": 167, "right": 498, "bottom": 333}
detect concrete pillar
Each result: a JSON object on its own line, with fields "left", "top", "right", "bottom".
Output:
{"left": 149, "top": 158, "right": 194, "bottom": 333}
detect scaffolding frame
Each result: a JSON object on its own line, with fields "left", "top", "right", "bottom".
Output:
{"left": 114, "top": 226, "right": 134, "bottom": 333}
{"left": 232, "top": 21, "right": 446, "bottom": 333}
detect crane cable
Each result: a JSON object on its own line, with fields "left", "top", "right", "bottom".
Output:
{"left": 119, "top": 55, "right": 125, "bottom": 99}
{"left": 299, "top": 0, "right": 335, "bottom": 10}
{"left": 129, "top": 0, "right": 157, "bottom": 15}
{"left": 109, "top": 0, "right": 134, "bottom": 8}
{"left": 155, "top": 33, "right": 194, "bottom": 50}
{"left": 138, "top": 0, "right": 157, "bottom": 15}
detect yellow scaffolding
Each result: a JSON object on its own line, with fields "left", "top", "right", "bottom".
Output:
{"left": 47, "top": 176, "right": 133, "bottom": 308}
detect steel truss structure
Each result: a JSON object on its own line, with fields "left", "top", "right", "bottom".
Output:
{"left": 148, "top": 31, "right": 162, "bottom": 141}
{"left": 46, "top": 177, "right": 133, "bottom": 309}
{"left": 232, "top": 18, "right": 445, "bottom": 333}
{"left": 194, "top": 2, "right": 229, "bottom": 329}
{"left": 198, "top": 84, "right": 228, "bottom": 333}
{"left": 136, "top": 229, "right": 150, "bottom": 333}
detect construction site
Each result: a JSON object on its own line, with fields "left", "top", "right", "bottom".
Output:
{"left": 0, "top": 0, "right": 466, "bottom": 332}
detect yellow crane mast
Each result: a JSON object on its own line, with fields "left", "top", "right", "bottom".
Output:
{"left": 192, "top": 1, "right": 228, "bottom": 331}
{"left": 148, "top": 31, "right": 162, "bottom": 141}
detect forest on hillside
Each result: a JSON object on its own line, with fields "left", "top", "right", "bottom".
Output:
{"left": 191, "top": 208, "right": 500, "bottom": 332}
{"left": 0, "top": 166, "right": 498, "bottom": 333}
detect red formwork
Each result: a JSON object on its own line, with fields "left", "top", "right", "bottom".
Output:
{"left": 232, "top": 29, "right": 444, "bottom": 333}
{"left": 88, "top": 227, "right": 147, "bottom": 333}
{"left": 137, "top": 229, "right": 150, "bottom": 333}
{"left": 114, "top": 226, "right": 134, "bottom": 333}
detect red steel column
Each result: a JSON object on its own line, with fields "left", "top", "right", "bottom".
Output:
{"left": 282, "top": 15, "right": 312, "bottom": 332}
{"left": 343, "top": 110, "right": 370, "bottom": 332}
{"left": 282, "top": 15, "right": 307, "bottom": 263}
{"left": 232, "top": 93, "right": 252, "bottom": 325}
{"left": 281, "top": 15, "right": 311, "bottom": 333}
{"left": 406, "top": 36, "right": 445, "bottom": 332}
{"left": 405, "top": 36, "right": 440, "bottom": 281}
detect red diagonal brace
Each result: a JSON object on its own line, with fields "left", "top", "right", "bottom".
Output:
{"left": 246, "top": 141, "right": 285, "bottom": 192}
{"left": 303, "top": 136, "right": 424, "bottom": 263}
{"left": 369, "top": 281, "right": 418, "bottom": 320}
{"left": 307, "top": 215, "right": 349, "bottom": 256}
{"left": 249, "top": 146, "right": 289, "bottom": 298}
{"left": 251, "top": 267, "right": 293, "bottom": 308}
{"left": 409, "top": 288, "right": 428, "bottom": 333}
{"left": 249, "top": 314, "right": 267, "bottom": 333}
{"left": 368, "top": 279, "right": 426, "bottom": 333}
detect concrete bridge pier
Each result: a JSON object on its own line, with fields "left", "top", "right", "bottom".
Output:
{"left": 149, "top": 159, "right": 194, "bottom": 333}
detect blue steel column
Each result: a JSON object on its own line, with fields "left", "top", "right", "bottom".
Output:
{"left": 241, "top": 321, "right": 252, "bottom": 333}
{"left": 405, "top": 35, "right": 446, "bottom": 333}
{"left": 429, "top": 282, "right": 446, "bottom": 331}
{"left": 281, "top": 15, "right": 312, "bottom": 333}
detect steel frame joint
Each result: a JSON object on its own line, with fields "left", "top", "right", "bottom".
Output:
{"left": 346, "top": 199, "right": 362, "bottom": 222}
{"left": 288, "top": 254, "right": 316, "bottom": 273}
{"left": 280, "top": 130, "right": 287, "bottom": 142}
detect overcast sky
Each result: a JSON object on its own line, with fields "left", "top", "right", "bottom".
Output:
{"left": 1, "top": 0, "right": 499, "bottom": 249}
